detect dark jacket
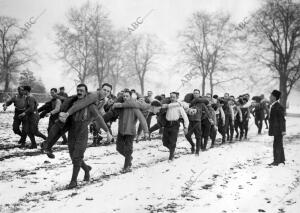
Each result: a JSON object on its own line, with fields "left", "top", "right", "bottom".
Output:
{"left": 269, "top": 102, "right": 286, "bottom": 136}
{"left": 254, "top": 103, "right": 265, "bottom": 120}
{"left": 65, "top": 92, "right": 106, "bottom": 115}
{"left": 24, "top": 95, "right": 38, "bottom": 115}
{"left": 38, "top": 100, "right": 52, "bottom": 118}
{"left": 188, "top": 99, "right": 209, "bottom": 122}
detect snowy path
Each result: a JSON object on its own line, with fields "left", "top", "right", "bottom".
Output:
{"left": 0, "top": 116, "right": 300, "bottom": 213}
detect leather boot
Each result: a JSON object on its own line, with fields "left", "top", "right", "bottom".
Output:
{"left": 81, "top": 161, "right": 92, "bottom": 181}
{"left": 67, "top": 166, "right": 80, "bottom": 189}
{"left": 169, "top": 148, "right": 175, "bottom": 160}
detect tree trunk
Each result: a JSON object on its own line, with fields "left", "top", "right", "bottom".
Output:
{"left": 140, "top": 77, "right": 144, "bottom": 96}
{"left": 112, "top": 77, "right": 117, "bottom": 95}
{"left": 209, "top": 73, "right": 213, "bottom": 95}
{"left": 79, "top": 76, "right": 85, "bottom": 84}
{"left": 4, "top": 67, "right": 10, "bottom": 92}
{"left": 279, "top": 75, "right": 288, "bottom": 112}
{"left": 201, "top": 75, "right": 206, "bottom": 96}
{"left": 96, "top": 67, "right": 103, "bottom": 89}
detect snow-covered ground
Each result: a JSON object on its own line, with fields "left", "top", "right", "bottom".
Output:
{"left": 0, "top": 111, "right": 300, "bottom": 213}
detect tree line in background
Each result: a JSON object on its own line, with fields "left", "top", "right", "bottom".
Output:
{"left": 0, "top": 0, "right": 299, "bottom": 109}
{"left": 54, "top": 2, "right": 162, "bottom": 95}
{"left": 179, "top": 0, "right": 300, "bottom": 109}
{"left": 0, "top": 15, "right": 46, "bottom": 95}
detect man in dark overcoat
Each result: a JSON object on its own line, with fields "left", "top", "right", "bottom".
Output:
{"left": 268, "top": 90, "right": 286, "bottom": 166}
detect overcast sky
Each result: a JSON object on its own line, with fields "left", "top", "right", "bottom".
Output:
{"left": 0, "top": 0, "right": 261, "bottom": 95}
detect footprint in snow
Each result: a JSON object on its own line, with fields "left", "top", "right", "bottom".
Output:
{"left": 201, "top": 184, "right": 213, "bottom": 190}
{"left": 212, "top": 174, "right": 219, "bottom": 179}
{"left": 285, "top": 199, "right": 296, "bottom": 205}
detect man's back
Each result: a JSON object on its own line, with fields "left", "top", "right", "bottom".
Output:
{"left": 25, "top": 95, "right": 38, "bottom": 114}
{"left": 118, "top": 108, "right": 139, "bottom": 135}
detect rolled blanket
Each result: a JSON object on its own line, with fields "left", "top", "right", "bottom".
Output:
{"left": 252, "top": 96, "right": 262, "bottom": 103}
{"left": 190, "top": 97, "right": 209, "bottom": 106}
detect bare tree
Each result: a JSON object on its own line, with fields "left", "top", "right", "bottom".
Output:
{"left": 126, "top": 34, "right": 161, "bottom": 95}
{"left": 0, "top": 16, "right": 35, "bottom": 91}
{"left": 105, "top": 31, "right": 129, "bottom": 93}
{"left": 86, "top": 3, "right": 114, "bottom": 88}
{"left": 179, "top": 12, "right": 238, "bottom": 95}
{"left": 249, "top": 0, "right": 300, "bottom": 109}
{"left": 54, "top": 3, "right": 94, "bottom": 84}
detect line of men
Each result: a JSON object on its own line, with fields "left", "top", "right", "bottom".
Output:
{"left": 2, "top": 86, "right": 68, "bottom": 148}
{"left": 3, "top": 83, "right": 280, "bottom": 189}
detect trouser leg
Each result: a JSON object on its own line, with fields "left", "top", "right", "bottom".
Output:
{"left": 185, "top": 122, "right": 195, "bottom": 152}
{"left": 243, "top": 120, "right": 249, "bottom": 138}
{"left": 163, "top": 123, "right": 179, "bottom": 160}
{"left": 201, "top": 119, "right": 210, "bottom": 150}
{"left": 265, "top": 117, "right": 269, "bottom": 129}
{"left": 13, "top": 115, "right": 27, "bottom": 144}
{"left": 15, "top": 116, "right": 27, "bottom": 144}
{"left": 274, "top": 135, "right": 285, "bottom": 164}
{"left": 162, "top": 128, "right": 171, "bottom": 150}
{"left": 239, "top": 121, "right": 244, "bottom": 140}
{"left": 229, "top": 117, "right": 234, "bottom": 141}
{"left": 234, "top": 120, "right": 239, "bottom": 139}
{"left": 123, "top": 135, "right": 134, "bottom": 169}
{"left": 224, "top": 116, "right": 229, "bottom": 140}
{"left": 32, "top": 115, "right": 47, "bottom": 140}
{"left": 258, "top": 118, "right": 263, "bottom": 134}
{"left": 210, "top": 125, "right": 217, "bottom": 147}
{"left": 28, "top": 133, "right": 37, "bottom": 147}
{"left": 218, "top": 123, "right": 225, "bottom": 143}
{"left": 255, "top": 117, "right": 262, "bottom": 134}
{"left": 116, "top": 133, "right": 125, "bottom": 157}
{"left": 12, "top": 116, "right": 22, "bottom": 136}
{"left": 46, "top": 120, "right": 69, "bottom": 150}
{"left": 68, "top": 127, "right": 88, "bottom": 184}
{"left": 23, "top": 116, "right": 36, "bottom": 147}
